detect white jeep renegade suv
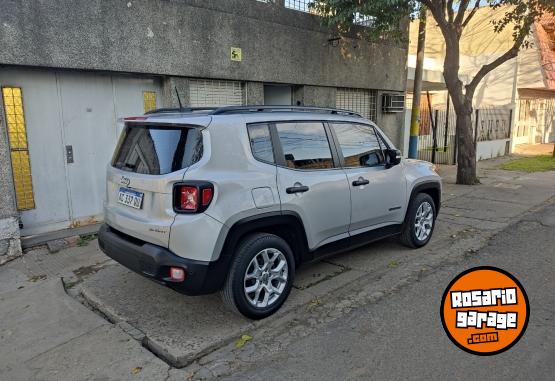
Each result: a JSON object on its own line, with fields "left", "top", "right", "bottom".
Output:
{"left": 98, "top": 106, "right": 441, "bottom": 319}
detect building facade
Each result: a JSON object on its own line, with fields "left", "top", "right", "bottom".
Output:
{"left": 405, "top": 7, "right": 555, "bottom": 162}
{"left": 0, "top": 0, "right": 408, "bottom": 243}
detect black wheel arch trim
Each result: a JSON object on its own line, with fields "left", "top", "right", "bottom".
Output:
{"left": 218, "top": 211, "right": 311, "bottom": 267}
{"left": 407, "top": 181, "right": 442, "bottom": 217}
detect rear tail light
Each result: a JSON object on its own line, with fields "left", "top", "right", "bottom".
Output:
{"left": 173, "top": 182, "right": 214, "bottom": 213}
{"left": 180, "top": 186, "right": 198, "bottom": 211}
{"left": 201, "top": 188, "right": 213, "bottom": 206}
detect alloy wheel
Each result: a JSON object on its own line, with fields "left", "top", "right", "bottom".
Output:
{"left": 243, "top": 248, "right": 289, "bottom": 308}
{"left": 414, "top": 201, "right": 434, "bottom": 241}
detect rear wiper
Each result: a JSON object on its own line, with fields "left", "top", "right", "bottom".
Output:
{"left": 122, "top": 163, "right": 136, "bottom": 171}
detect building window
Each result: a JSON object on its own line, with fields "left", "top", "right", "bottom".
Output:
{"left": 143, "top": 91, "right": 157, "bottom": 113}
{"left": 285, "top": 0, "right": 315, "bottom": 13}
{"left": 189, "top": 79, "right": 245, "bottom": 107}
{"left": 2, "top": 87, "right": 35, "bottom": 210}
{"left": 336, "top": 88, "right": 378, "bottom": 122}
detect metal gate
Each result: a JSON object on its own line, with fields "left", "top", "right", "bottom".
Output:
{"left": 515, "top": 98, "right": 555, "bottom": 144}
{"left": 417, "top": 105, "right": 457, "bottom": 165}
{"left": 336, "top": 88, "right": 377, "bottom": 122}
{"left": 417, "top": 102, "right": 513, "bottom": 165}
{"left": 189, "top": 79, "right": 245, "bottom": 107}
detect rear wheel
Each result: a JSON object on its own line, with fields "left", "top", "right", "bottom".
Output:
{"left": 400, "top": 193, "right": 436, "bottom": 248}
{"left": 221, "top": 233, "right": 295, "bottom": 319}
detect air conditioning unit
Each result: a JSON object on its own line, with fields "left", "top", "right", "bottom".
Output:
{"left": 382, "top": 94, "right": 405, "bottom": 113}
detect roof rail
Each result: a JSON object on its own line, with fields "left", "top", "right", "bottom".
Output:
{"left": 211, "top": 105, "right": 362, "bottom": 117}
{"left": 143, "top": 105, "right": 363, "bottom": 118}
{"left": 144, "top": 107, "right": 218, "bottom": 115}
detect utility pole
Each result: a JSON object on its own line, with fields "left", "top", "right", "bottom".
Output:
{"left": 408, "top": 6, "right": 427, "bottom": 159}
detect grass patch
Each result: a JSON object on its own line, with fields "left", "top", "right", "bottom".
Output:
{"left": 77, "top": 233, "right": 97, "bottom": 247}
{"left": 500, "top": 155, "right": 555, "bottom": 173}
{"left": 388, "top": 260, "right": 400, "bottom": 269}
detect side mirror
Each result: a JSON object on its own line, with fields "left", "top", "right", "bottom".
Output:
{"left": 385, "top": 149, "right": 402, "bottom": 168}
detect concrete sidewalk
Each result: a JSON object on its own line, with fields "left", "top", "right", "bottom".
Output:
{"left": 0, "top": 278, "right": 169, "bottom": 380}
{"left": 1, "top": 156, "right": 554, "bottom": 379}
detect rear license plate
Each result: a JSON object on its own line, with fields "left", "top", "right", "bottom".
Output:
{"left": 118, "top": 187, "right": 144, "bottom": 209}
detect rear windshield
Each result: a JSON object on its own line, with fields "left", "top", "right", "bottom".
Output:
{"left": 112, "top": 124, "right": 203, "bottom": 175}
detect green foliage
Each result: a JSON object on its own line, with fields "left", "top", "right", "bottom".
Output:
{"left": 311, "top": 0, "right": 418, "bottom": 42}
{"left": 311, "top": 0, "right": 555, "bottom": 46}
{"left": 77, "top": 233, "right": 97, "bottom": 247}
{"left": 489, "top": 0, "right": 555, "bottom": 48}
{"left": 500, "top": 155, "right": 555, "bottom": 173}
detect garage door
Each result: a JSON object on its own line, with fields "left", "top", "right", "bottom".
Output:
{"left": 336, "top": 88, "right": 377, "bottom": 122}
{"left": 0, "top": 68, "right": 162, "bottom": 235}
{"left": 189, "top": 79, "right": 244, "bottom": 107}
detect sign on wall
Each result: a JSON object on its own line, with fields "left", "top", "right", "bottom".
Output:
{"left": 230, "top": 47, "right": 242, "bottom": 62}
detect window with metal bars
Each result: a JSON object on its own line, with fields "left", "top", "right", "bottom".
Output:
{"left": 2, "top": 87, "right": 35, "bottom": 210}
{"left": 285, "top": 0, "right": 315, "bottom": 13}
{"left": 335, "top": 88, "right": 378, "bottom": 122}
{"left": 189, "top": 79, "right": 245, "bottom": 107}
{"left": 143, "top": 91, "right": 157, "bottom": 113}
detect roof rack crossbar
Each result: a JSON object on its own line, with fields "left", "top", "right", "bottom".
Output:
{"left": 210, "top": 105, "right": 362, "bottom": 117}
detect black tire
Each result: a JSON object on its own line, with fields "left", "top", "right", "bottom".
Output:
{"left": 221, "top": 233, "right": 295, "bottom": 319}
{"left": 400, "top": 193, "right": 436, "bottom": 248}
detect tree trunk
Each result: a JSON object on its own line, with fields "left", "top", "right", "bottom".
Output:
{"left": 438, "top": 29, "right": 478, "bottom": 185}
{"left": 455, "top": 108, "right": 477, "bottom": 184}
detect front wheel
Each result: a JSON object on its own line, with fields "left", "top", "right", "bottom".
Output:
{"left": 400, "top": 193, "right": 436, "bottom": 248}
{"left": 221, "top": 233, "right": 295, "bottom": 319}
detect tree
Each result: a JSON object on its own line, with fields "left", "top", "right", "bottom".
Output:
{"left": 312, "top": 0, "right": 555, "bottom": 185}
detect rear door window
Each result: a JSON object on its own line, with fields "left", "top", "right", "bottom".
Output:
{"left": 112, "top": 125, "right": 203, "bottom": 175}
{"left": 275, "top": 122, "right": 334, "bottom": 170}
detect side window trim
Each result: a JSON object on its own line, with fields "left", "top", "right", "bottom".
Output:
{"left": 270, "top": 120, "right": 341, "bottom": 171}
{"left": 268, "top": 122, "right": 286, "bottom": 167}
{"left": 323, "top": 122, "right": 342, "bottom": 169}
{"left": 373, "top": 127, "right": 390, "bottom": 151}
{"left": 325, "top": 121, "right": 345, "bottom": 167}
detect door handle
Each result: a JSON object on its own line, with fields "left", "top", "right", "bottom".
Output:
{"left": 352, "top": 177, "right": 370, "bottom": 186}
{"left": 286, "top": 185, "right": 309, "bottom": 194}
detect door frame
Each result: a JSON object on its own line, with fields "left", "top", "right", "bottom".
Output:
{"left": 266, "top": 119, "right": 350, "bottom": 249}
{"left": 325, "top": 120, "right": 407, "bottom": 230}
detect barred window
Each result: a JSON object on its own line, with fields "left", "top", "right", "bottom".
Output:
{"left": 285, "top": 0, "right": 314, "bottom": 13}
{"left": 336, "top": 88, "right": 378, "bottom": 122}
{"left": 2, "top": 87, "right": 35, "bottom": 210}
{"left": 143, "top": 91, "right": 157, "bottom": 113}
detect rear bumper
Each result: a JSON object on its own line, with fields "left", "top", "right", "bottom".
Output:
{"left": 98, "top": 224, "right": 228, "bottom": 295}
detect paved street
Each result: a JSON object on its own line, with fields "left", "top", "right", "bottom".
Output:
{"left": 221, "top": 201, "right": 555, "bottom": 381}
{"left": 2, "top": 1, "right": 554, "bottom": 380}
{"left": 0, "top": 158, "right": 554, "bottom": 380}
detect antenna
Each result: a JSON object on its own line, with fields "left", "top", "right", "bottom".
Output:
{"left": 175, "top": 86, "right": 184, "bottom": 110}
